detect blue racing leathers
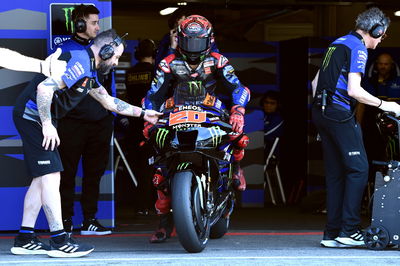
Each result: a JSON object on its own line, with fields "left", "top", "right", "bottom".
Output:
{"left": 145, "top": 52, "right": 250, "bottom": 111}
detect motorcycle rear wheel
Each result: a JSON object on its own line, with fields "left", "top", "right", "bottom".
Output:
{"left": 172, "top": 171, "right": 209, "bottom": 253}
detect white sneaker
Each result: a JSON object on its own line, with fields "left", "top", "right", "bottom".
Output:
{"left": 320, "top": 239, "right": 348, "bottom": 248}
{"left": 335, "top": 230, "right": 365, "bottom": 247}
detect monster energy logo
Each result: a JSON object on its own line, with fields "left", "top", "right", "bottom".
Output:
{"left": 188, "top": 81, "right": 203, "bottom": 95}
{"left": 208, "top": 126, "right": 222, "bottom": 147}
{"left": 156, "top": 128, "right": 169, "bottom": 149}
{"left": 322, "top": 47, "right": 336, "bottom": 71}
{"left": 177, "top": 162, "right": 191, "bottom": 170}
{"left": 62, "top": 7, "right": 75, "bottom": 33}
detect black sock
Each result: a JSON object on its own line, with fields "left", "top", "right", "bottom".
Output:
{"left": 50, "top": 229, "right": 67, "bottom": 244}
{"left": 18, "top": 226, "right": 34, "bottom": 240}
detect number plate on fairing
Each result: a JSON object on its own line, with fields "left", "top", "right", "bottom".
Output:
{"left": 169, "top": 110, "right": 207, "bottom": 126}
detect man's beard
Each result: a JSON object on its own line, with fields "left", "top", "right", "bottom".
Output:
{"left": 98, "top": 61, "right": 113, "bottom": 75}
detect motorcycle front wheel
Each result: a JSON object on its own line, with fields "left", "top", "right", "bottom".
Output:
{"left": 171, "top": 171, "right": 209, "bottom": 253}
{"left": 210, "top": 216, "right": 229, "bottom": 239}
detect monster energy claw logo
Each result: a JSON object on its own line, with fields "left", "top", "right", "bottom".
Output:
{"left": 177, "top": 162, "right": 191, "bottom": 170}
{"left": 322, "top": 46, "right": 336, "bottom": 71}
{"left": 208, "top": 126, "right": 222, "bottom": 147}
{"left": 188, "top": 81, "right": 203, "bottom": 95}
{"left": 156, "top": 128, "right": 169, "bottom": 149}
{"left": 62, "top": 7, "right": 75, "bottom": 32}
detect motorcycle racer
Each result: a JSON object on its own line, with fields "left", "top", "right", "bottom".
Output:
{"left": 144, "top": 15, "right": 250, "bottom": 243}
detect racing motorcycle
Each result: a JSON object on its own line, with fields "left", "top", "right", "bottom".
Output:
{"left": 148, "top": 83, "right": 237, "bottom": 253}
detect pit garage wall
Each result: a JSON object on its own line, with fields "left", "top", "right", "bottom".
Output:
{"left": 0, "top": 0, "right": 113, "bottom": 230}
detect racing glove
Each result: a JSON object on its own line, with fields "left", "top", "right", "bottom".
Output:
{"left": 143, "top": 121, "right": 153, "bottom": 139}
{"left": 379, "top": 101, "right": 400, "bottom": 117}
{"left": 229, "top": 105, "right": 245, "bottom": 133}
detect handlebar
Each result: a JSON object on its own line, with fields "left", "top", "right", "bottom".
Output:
{"left": 372, "top": 160, "right": 400, "bottom": 169}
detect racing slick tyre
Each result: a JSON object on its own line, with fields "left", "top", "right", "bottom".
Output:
{"left": 171, "top": 171, "right": 209, "bottom": 253}
{"left": 210, "top": 217, "right": 229, "bottom": 239}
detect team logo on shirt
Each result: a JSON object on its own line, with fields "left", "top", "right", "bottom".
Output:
{"left": 37, "top": 160, "right": 51, "bottom": 165}
{"left": 357, "top": 50, "right": 367, "bottom": 70}
{"left": 71, "top": 62, "right": 84, "bottom": 77}
{"left": 357, "top": 50, "right": 367, "bottom": 60}
{"left": 322, "top": 47, "right": 336, "bottom": 71}
{"left": 67, "top": 68, "right": 76, "bottom": 80}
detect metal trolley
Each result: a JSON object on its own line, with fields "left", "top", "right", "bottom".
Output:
{"left": 364, "top": 113, "right": 400, "bottom": 250}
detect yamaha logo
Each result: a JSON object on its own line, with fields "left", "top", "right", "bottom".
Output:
{"left": 54, "top": 37, "right": 63, "bottom": 45}
{"left": 53, "top": 36, "right": 70, "bottom": 46}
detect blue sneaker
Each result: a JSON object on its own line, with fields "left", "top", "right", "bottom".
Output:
{"left": 11, "top": 235, "right": 50, "bottom": 255}
{"left": 48, "top": 236, "right": 94, "bottom": 258}
{"left": 335, "top": 230, "right": 365, "bottom": 247}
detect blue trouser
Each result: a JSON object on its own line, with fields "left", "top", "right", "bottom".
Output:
{"left": 312, "top": 104, "right": 368, "bottom": 235}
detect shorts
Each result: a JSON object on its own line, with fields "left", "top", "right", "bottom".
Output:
{"left": 13, "top": 114, "right": 63, "bottom": 178}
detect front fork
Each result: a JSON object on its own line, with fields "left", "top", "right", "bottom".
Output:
{"left": 192, "top": 159, "right": 214, "bottom": 216}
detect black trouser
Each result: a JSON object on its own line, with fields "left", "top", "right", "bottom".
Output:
{"left": 58, "top": 115, "right": 114, "bottom": 220}
{"left": 312, "top": 104, "right": 368, "bottom": 235}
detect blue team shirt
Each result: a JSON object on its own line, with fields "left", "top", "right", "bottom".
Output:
{"left": 317, "top": 31, "right": 368, "bottom": 110}
{"left": 14, "top": 49, "right": 98, "bottom": 124}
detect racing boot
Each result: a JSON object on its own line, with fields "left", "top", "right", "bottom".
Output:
{"left": 232, "top": 168, "right": 246, "bottom": 191}
{"left": 149, "top": 212, "right": 174, "bottom": 243}
{"left": 150, "top": 168, "right": 174, "bottom": 243}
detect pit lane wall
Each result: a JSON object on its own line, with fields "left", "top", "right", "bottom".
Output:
{"left": 0, "top": 0, "right": 113, "bottom": 230}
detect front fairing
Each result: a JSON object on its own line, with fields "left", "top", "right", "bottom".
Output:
{"left": 149, "top": 103, "right": 233, "bottom": 164}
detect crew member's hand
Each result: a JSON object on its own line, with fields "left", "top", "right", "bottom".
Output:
{"left": 41, "top": 48, "right": 66, "bottom": 80}
{"left": 144, "top": 109, "right": 163, "bottom": 125}
{"left": 229, "top": 105, "right": 245, "bottom": 133}
{"left": 379, "top": 101, "right": 400, "bottom": 117}
{"left": 170, "top": 28, "right": 178, "bottom": 49}
{"left": 41, "top": 121, "right": 60, "bottom": 151}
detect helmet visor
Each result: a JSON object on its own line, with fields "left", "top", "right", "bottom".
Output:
{"left": 178, "top": 36, "right": 210, "bottom": 53}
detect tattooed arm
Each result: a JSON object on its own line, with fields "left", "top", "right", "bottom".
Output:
{"left": 37, "top": 77, "right": 62, "bottom": 150}
{"left": 89, "top": 85, "right": 163, "bottom": 124}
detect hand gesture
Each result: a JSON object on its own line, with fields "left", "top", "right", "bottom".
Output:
{"left": 42, "top": 48, "right": 66, "bottom": 80}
